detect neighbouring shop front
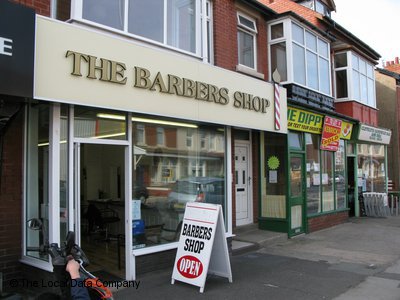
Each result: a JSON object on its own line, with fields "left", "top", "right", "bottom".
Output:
{"left": 260, "top": 106, "right": 355, "bottom": 236}
{"left": 22, "top": 16, "right": 288, "bottom": 280}
{"left": 348, "top": 123, "right": 391, "bottom": 217}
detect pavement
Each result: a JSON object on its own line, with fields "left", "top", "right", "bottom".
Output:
{"left": 3, "top": 216, "right": 400, "bottom": 299}
{"left": 113, "top": 216, "right": 400, "bottom": 300}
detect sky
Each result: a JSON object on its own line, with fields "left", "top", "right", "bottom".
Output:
{"left": 331, "top": 0, "right": 400, "bottom": 66}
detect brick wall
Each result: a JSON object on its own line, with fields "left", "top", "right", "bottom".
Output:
{"left": 0, "top": 110, "right": 24, "bottom": 287}
{"left": 307, "top": 211, "right": 348, "bottom": 233}
{"left": 11, "top": 0, "right": 50, "bottom": 16}
{"left": 213, "top": 0, "right": 237, "bottom": 71}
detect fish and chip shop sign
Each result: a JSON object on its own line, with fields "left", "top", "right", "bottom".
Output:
{"left": 171, "top": 203, "right": 232, "bottom": 293}
{"left": 358, "top": 124, "right": 391, "bottom": 145}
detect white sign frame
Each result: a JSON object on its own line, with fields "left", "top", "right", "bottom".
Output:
{"left": 171, "top": 203, "right": 232, "bottom": 293}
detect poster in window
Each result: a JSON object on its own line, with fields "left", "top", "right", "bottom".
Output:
{"left": 320, "top": 116, "right": 342, "bottom": 151}
{"left": 269, "top": 170, "right": 278, "bottom": 183}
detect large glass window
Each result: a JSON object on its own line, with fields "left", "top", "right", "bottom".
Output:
{"left": 306, "top": 134, "right": 321, "bottom": 214}
{"left": 268, "top": 19, "right": 330, "bottom": 94}
{"left": 335, "top": 140, "right": 346, "bottom": 209}
{"left": 262, "top": 132, "right": 287, "bottom": 219}
{"left": 74, "top": 107, "right": 127, "bottom": 140}
{"left": 237, "top": 12, "right": 257, "bottom": 69}
{"left": 305, "top": 133, "right": 347, "bottom": 215}
{"left": 334, "top": 52, "right": 376, "bottom": 107}
{"left": 291, "top": 22, "right": 330, "bottom": 94}
{"left": 357, "top": 143, "right": 386, "bottom": 192}
{"left": 78, "top": 0, "right": 211, "bottom": 57}
{"left": 132, "top": 118, "right": 226, "bottom": 248}
{"left": 25, "top": 103, "right": 50, "bottom": 261}
{"left": 321, "top": 151, "right": 334, "bottom": 212}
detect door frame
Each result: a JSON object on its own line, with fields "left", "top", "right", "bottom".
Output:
{"left": 234, "top": 140, "right": 253, "bottom": 226}
{"left": 288, "top": 152, "right": 306, "bottom": 237}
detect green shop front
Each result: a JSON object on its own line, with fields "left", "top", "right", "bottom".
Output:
{"left": 259, "top": 106, "right": 355, "bottom": 236}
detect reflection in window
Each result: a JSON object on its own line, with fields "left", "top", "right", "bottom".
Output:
{"left": 270, "top": 42, "right": 287, "bottom": 81}
{"left": 74, "top": 107, "right": 127, "bottom": 140}
{"left": 335, "top": 140, "right": 346, "bottom": 209}
{"left": 132, "top": 121, "right": 226, "bottom": 248}
{"left": 357, "top": 143, "right": 386, "bottom": 192}
{"left": 83, "top": 0, "right": 124, "bottom": 30}
{"left": 81, "top": 0, "right": 206, "bottom": 56}
{"left": 262, "top": 133, "right": 287, "bottom": 219}
{"left": 288, "top": 131, "right": 302, "bottom": 149}
{"left": 237, "top": 12, "right": 257, "bottom": 69}
{"left": 25, "top": 103, "right": 50, "bottom": 261}
{"left": 321, "top": 151, "right": 334, "bottom": 212}
{"left": 306, "top": 134, "right": 321, "bottom": 214}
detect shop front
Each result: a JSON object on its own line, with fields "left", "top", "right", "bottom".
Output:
{"left": 22, "top": 16, "right": 287, "bottom": 280}
{"left": 260, "top": 106, "right": 354, "bottom": 236}
{"left": 349, "top": 124, "right": 391, "bottom": 217}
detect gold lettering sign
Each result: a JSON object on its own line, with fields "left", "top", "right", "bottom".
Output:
{"left": 66, "top": 50, "right": 270, "bottom": 114}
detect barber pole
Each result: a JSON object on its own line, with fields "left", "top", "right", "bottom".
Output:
{"left": 274, "top": 83, "right": 281, "bottom": 130}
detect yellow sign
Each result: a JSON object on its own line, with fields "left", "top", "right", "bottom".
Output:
{"left": 287, "top": 107, "right": 353, "bottom": 139}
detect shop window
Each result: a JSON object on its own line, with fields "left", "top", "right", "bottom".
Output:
{"left": 136, "top": 124, "right": 145, "bottom": 145}
{"left": 75, "top": 107, "right": 127, "bottom": 140}
{"left": 288, "top": 131, "right": 303, "bottom": 149}
{"left": 60, "top": 105, "right": 69, "bottom": 241}
{"left": 262, "top": 132, "right": 287, "bottom": 219}
{"left": 321, "top": 151, "right": 334, "bottom": 212}
{"left": 132, "top": 120, "right": 226, "bottom": 248}
{"left": 237, "top": 12, "right": 257, "bottom": 70}
{"left": 335, "top": 140, "right": 346, "bottom": 209}
{"left": 76, "top": 0, "right": 212, "bottom": 59}
{"left": 25, "top": 103, "right": 50, "bottom": 261}
{"left": 306, "top": 134, "right": 346, "bottom": 215}
{"left": 357, "top": 143, "right": 386, "bottom": 192}
{"left": 306, "top": 133, "right": 321, "bottom": 214}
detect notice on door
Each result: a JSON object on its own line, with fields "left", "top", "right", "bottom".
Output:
{"left": 171, "top": 203, "right": 232, "bottom": 293}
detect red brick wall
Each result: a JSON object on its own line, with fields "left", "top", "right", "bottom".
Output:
{"left": 213, "top": 0, "right": 237, "bottom": 71}
{"left": 0, "top": 110, "right": 24, "bottom": 285}
{"left": 11, "top": 0, "right": 51, "bottom": 16}
{"left": 308, "top": 211, "right": 348, "bottom": 233}
{"left": 335, "top": 101, "right": 378, "bottom": 126}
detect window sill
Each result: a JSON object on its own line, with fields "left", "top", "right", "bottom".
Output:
{"left": 236, "top": 65, "right": 264, "bottom": 80}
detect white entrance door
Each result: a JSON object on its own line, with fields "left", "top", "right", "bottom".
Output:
{"left": 235, "top": 143, "right": 252, "bottom": 226}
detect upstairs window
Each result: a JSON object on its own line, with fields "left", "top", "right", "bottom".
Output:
{"left": 269, "top": 19, "right": 331, "bottom": 96}
{"left": 298, "top": 0, "right": 331, "bottom": 17}
{"left": 237, "top": 12, "right": 257, "bottom": 70}
{"left": 73, "top": 0, "right": 212, "bottom": 59}
{"left": 334, "top": 51, "right": 376, "bottom": 107}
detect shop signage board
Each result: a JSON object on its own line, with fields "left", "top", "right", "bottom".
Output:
{"left": 287, "top": 107, "right": 353, "bottom": 139}
{"left": 34, "top": 17, "right": 288, "bottom": 133}
{"left": 358, "top": 124, "right": 391, "bottom": 145}
{"left": 0, "top": 1, "right": 35, "bottom": 97}
{"left": 171, "top": 203, "right": 232, "bottom": 293}
{"left": 320, "top": 116, "right": 342, "bottom": 151}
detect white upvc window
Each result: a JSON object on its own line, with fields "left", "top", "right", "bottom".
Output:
{"left": 334, "top": 51, "right": 376, "bottom": 108}
{"left": 156, "top": 127, "right": 165, "bottom": 146}
{"left": 268, "top": 18, "right": 331, "bottom": 96}
{"left": 237, "top": 12, "right": 257, "bottom": 70}
{"left": 71, "top": 0, "right": 212, "bottom": 60}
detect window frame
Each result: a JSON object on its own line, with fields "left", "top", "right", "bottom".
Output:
{"left": 237, "top": 11, "right": 258, "bottom": 71}
{"left": 334, "top": 51, "right": 377, "bottom": 108}
{"left": 70, "top": 0, "right": 212, "bottom": 61}
{"left": 268, "top": 18, "right": 332, "bottom": 96}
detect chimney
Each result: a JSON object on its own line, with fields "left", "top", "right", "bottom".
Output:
{"left": 396, "top": 57, "right": 399, "bottom": 65}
